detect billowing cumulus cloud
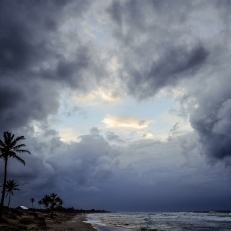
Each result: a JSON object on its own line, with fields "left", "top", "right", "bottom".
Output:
{"left": 189, "top": 75, "right": 231, "bottom": 162}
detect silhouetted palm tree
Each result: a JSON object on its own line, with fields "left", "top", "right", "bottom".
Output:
{"left": 40, "top": 193, "right": 63, "bottom": 216}
{"left": 0, "top": 180, "right": 20, "bottom": 207}
{"left": 30, "top": 198, "right": 35, "bottom": 208}
{"left": 56, "top": 197, "right": 63, "bottom": 207}
{"left": 38, "top": 200, "right": 43, "bottom": 209}
{"left": 50, "top": 193, "right": 57, "bottom": 208}
{"left": 0, "top": 131, "right": 31, "bottom": 221}
{"left": 42, "top": 195, "right": 51, "bottom": 209}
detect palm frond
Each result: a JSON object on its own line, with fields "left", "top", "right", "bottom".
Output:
{"left": 7, "top": 132, "right": 13, "bottom": 146}
{"left": 10, "top": 133, "right": 15, "bottom": 143}
{"left": 3, "top": 132, "right": 10, "bottom": 145}
{"left": 0, "top": 140, "right": 6, "bottom": 148}
{"left": 15, "top": 149, "right": 31, "bottom": 155}
{"left": 10, "top": 135, "right": 25, "bottom": 148}
{"left": 0, "top": 148, "right": 7, "bottom": 155}
{"left": 13, "top": 155, "right": 25, "bottom": 165}
{"left": 13, "top": 144, "right": 26, "bottom": 150}
{"left": 8, "top": 151, "right": 16, "bottom": 157}
{"left": 14, "top": 149, "right": 31, "bottom": 155}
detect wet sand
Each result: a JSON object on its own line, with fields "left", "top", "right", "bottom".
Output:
{"left": 48, "top": 214, "right": 97, "bottom": 231}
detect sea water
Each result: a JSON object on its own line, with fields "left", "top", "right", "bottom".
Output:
{"left": 86, "top": 212, "right": 231, "bottom": 231}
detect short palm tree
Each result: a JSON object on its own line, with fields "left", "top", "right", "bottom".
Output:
{"left": 0, "top": 131, "right": 31, "bottom": 221}
{"left": 1, "top": 180, "right": 20, "bottom": 207}
{"left": 56, "top": 197, "right": 63, "bottom": 207}
{"left": 42, "top": 195, "right": 51, "bottom": 209}
{"left": 30, "top": 198, "right": 35, "bottom": 208}
{"left": 38, "top": 200, "right": 43, "bottom": 209}
{"left": 39, "top": 193, "right": 64, "bottom": 216}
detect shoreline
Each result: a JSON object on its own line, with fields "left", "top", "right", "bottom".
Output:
{"left": 0, "top": 208, "right": 163, "bottom": 231}
{"left": 48, "top": 214, "right": 97, "bottom": 231}
{"left": 0, "top": 207, "right": 98, "bottom": 231}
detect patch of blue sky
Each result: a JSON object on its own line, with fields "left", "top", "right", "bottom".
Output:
{"left": 48, "top": 90, "right": 190, "bottom": 143}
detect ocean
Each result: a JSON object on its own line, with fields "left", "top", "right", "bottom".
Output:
{"left": 86, "top": 212, "right": 231, "bottom": 231}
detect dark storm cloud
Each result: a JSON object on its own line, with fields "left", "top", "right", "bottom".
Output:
{"left": 125, "top": 44, "right": 209, "bottom": 99}
{"left": 0, "top": 79, "right": 60, "bottom": 132}
{"left": 106, "top": 0, "right": 231, "bottom": 164}
{"left": 107, "top": 0, "right": 210, "bottom": 99}
{"left": 0, "top": 0, "right": 93, "bottom": 132}
{"left": 40, "top": 46, "right": 92, "bottom": 89}
{"left": 189, "top": 76, "right": 231, "bottom": 162}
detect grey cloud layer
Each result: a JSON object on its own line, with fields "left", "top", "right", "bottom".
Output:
{"left": 1, "top": 130, "right": 231, "bottom": 211}
{"left": 0, "top": 130, "right": 119, "bottom": 206}
{"left": 106, "top": 0, "right": 211, "bottom": 99}
{"left": 0, "top": 0, "right": 96, "bottom": 131}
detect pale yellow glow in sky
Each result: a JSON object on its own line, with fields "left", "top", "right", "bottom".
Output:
{"left": 102, "top": 115, "right": 153, "bottom": 129}
{"left": 58, "top": 128, "right": 80, "bottom": 143}
{"left": 73, "top": 88, "right": 121, "bottom": 105}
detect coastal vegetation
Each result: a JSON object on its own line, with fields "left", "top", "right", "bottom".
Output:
{"left": 0, "top": 131, "right": 31, "bottom": 222}
{"left": 38, "top": 193, "right": 63, "bottom": 217}
{"left": 0, "top": 131, "right": 109, "bottom": 230}
{"left": 30, "top": 198, "right": 35, "bottom": 209}
{"left": 0, "top": 180, "right": 19, "bottom": 207}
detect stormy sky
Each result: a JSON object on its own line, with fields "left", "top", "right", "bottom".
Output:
{"left": 1, "top": 0, "right": 231, "bottom": 212}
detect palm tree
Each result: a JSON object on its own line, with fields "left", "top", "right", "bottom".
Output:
{"left": 49, "top": 193, "right": 57, "bottom": 216}
{"left": 40, "top": 193, "right": 63, "bottom": 216}
{"left": 0, "top": 180, "right": 20, "bottom": 207}
{"left": 0, "top": 131, "right": 31, "bottom": 221}
{"left": 56, "top": 197, "right": 63, "bottom": 208}
{"left": 42, "top": 195, "right": 51, "bottom": 209}
{"left": 50, "top": 193, "right": 57, "bottom": 208}
{"left": 38, "top": 200, "right": 43, "bottom": 209}
{"left": 30, "top": 198, "right": 35, "bottom": 208}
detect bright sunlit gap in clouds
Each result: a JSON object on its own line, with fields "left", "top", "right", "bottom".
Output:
{"left": 38, "top": 87, "right": 193, "bottom": 144}
{"left": 102, "top": 115, "right": 152, "bottom": 129}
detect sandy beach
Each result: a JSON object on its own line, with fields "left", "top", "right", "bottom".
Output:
{"left": 0, "top": 207, "right": 97, "bottom": 231}
{"left": 48, "top": 215, "right": 97, "bottom": 231}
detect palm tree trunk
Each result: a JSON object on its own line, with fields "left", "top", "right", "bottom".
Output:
{"left": 0, "top": 158, "right": 8, "bottom": 221}
{"left": 8, "top": 194, "right": 11, "bottom": 207}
